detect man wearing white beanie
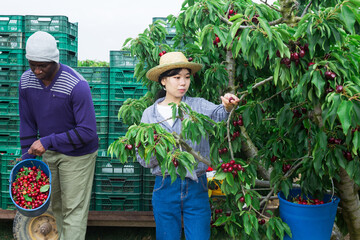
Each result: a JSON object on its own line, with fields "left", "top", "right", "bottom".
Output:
{"left": 19, "top": 31, "right": 98, "bottom": 240}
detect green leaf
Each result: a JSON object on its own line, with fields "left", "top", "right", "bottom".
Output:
{"left": 337, "top": 100, "right": 353, "bottom": 135}
{"left": 24, "top": 194, "right": 33, "bottom": 202}
{"left": 40, "top": 184, "right": 50, "bottom": 192}
{"left": 226, "top": 173, "right": 234, "bottom": 186}
{"left": 353, "top": 131, "right": 360, "bottom": 154}
{"left": 36, "top": 170, "right": 41, "bottom": 181}
{"left": 243, "top": 213, "right": 252, "bottom": 235}
{"left": 341, "top": 5, "right": 356, "bottom": 34}
{"left": 258, "top": 17, "right": 272, "bottom": 41}
{"left": 311, "top": 71, "right": 325, "bottom": 98}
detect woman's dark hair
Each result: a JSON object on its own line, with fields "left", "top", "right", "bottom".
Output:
{"left": 156, "top": 68, "right": 192, "bottom": 99}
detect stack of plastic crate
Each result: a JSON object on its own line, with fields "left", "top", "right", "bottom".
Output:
{"left": 74, "top": 67, "right": 110, "bottom": 152}
{"left": 0, "top": 15, "right": 26, "bottom": 208}
{"left": 108, "top": 50, "right": 147, "bottom": 146}
{"left": 0, "top": 16, "right": 23, "bottom": 151}
{"left": 73, "top": 67, "right": 111, "bottom": 210}
{"left": 24, "top": 15, "right": 78, "bottom": 67}
{"left": 93, "top": 150, "right": 142, "bottom": 211}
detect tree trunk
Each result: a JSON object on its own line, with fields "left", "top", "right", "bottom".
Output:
{"left": 335, "top": 168, "right": 360, "bottom": 239}
{"left": 225, "top": 49, "right": 271, "bottom": 181}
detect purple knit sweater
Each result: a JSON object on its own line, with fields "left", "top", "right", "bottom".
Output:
{"left": 19, "top": 64, "right": 99, "bottom": 159}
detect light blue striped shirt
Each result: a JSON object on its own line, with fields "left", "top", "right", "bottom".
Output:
{"left": 137, "top": 95, "right": 229, "bottom": 181}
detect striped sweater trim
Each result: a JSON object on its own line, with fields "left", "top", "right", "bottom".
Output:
{"left": 20, "top": 69, "right": 87, "bottom": 95}
{"left": 20, "top": 71, "right": 42, "bottom": 90}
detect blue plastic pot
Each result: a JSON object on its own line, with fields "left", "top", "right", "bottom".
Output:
{"left": 9, "top": 159, "right": 52, "bottom": 217}
{"left": 278, "top": 188, "right": 340, "bottom": 240}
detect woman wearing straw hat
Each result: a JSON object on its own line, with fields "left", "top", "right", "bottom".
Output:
{"left": 137, "top": 52, "right": 239, "bottom": 240}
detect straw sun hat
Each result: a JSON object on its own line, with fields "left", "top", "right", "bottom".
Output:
{"left": 146, "top": 52, "right": 203, "bottom": 82}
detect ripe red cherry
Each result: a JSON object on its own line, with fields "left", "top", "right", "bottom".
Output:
{"left": 276, "top": 50, "right": 281, "bottom": 58}
{"left": 229, "top": 160, "right": 235, "bottom": 165}
{"left": 258, "top": 219, "right": 266, "bottom": 225}
{"left": 325, "top": 71, "right": 332, "bottom": 79}
{"left": 270, "top": 156, "right": 277, "bottom": 163}
{"left": 159, "top": 52, "right": 164, "bottom": 57}
{"left": 330, "top": 72, "right": 336, "bottom": 80}
{"left": 291, "top": 52, "right": 299, "bottom": 61}
{"left": 237, "top": 119, "right": 243, "bottom": 126}
{"left": 221, "top": 163, "right": 226, "bottom": 169}
{"left": 239, "top": 197, "right": 245, "bottom": 203}
{"left": 162, "top": 50, "right": 166, "bottom": 54}
{"left": 233, "top": 121, "right": 238, "bottom": 127}
{"left": 299, "top": 50, "right": 306, "bottom": 58}
{"left": 188, "top": 57, "right": 193, "bottom": 62}
{"left": 229, "top": 9, "right": 234, "bottom": 15}
{"left": 215, "top": 37, "right": 220, "bottom": 43}
{"left": 336, "top": 85, "right": 343, "bottom": 93}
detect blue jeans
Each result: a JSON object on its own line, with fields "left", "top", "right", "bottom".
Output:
{"left": 152, "top": 174, "right": 211, "bottom": 240}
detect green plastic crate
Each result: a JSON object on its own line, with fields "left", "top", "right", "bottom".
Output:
{"left": 96, "top": 117, "right": 108, "bottom": 134}
{"left": 0, "top": 132, "right": 20, "bottom": 148}
{"left": 0, "top": 115, "right": 20, "bottom": 132}
{"left": 95, "top": 157, "right": 141, "bottom": 175}
{"left": 1, "top": 173, "right": 10, "bottom": 192}
{"left": 97, "top": 133, "right": 108, "bottom": 151}
{"left": 1, "top": 191, "right": 16, "bottom": 210}
{"left": 110, "top": 51, "right": 138, "bottom": 68}
{"left": 0, "top": 99, "right": 18, "bottom": 115}
{"left": 90, "top": 84, "right": 109, "bottom": 101}
{"left": 142, "top": 174, "right": 155, "bottom": 194}
{"left": 69, "top": 22, "right": 78, "bottom": 38}
{"left": 109, "top": 85, "right": 147, "bottom": 101}
{"left": 108, "top": 117, "right": 128, "bottom": 135}
{"left": 94, "top": 174, "right": 141, "bottom": 194}
{"left": 0, "top": 83, "right": 19, "bottom": 99}
{"left": 0, "top": 15, "right": 24, "bottom": 32}
{"left": 0, "top": 49, "right": 25, "bottom": 66}
{"left": 93, "top": 100, "right": 108, "bottom": 117}
{"left": 75, "top": 67, "right": 109, "bottom": 84}
{"left": 0, "top": 66, "right": 25, "bottom": 83}
{"left": 0, "top": 32, "right": 24, "bottom": 49}
{"left": 142, "top": 193, "right": 153, "bottom": 211}
{"left": 94, "top": 192, "right": 141, "bottom": 211}
{"left": 109, "top": 68, "right": 136, "bottom": 84}
{"left": 108, "top": 100, "right": 124, "bottom": 118}
{"left": 25, "top": 15, "right": 69, "bottom": 34}
{"left": 0, "top": 149, "right": 21, "bottom": 175}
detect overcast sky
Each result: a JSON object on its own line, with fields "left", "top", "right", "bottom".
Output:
{"left": 1, "top": 0, "right": 274, "bottom": 62}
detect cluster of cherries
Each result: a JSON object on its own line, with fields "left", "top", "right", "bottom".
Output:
{"left": 221, "top": 159, "right": 244, "bottom": 177}
{"left": 159, "top": 50, "right": 167, "bottom": 57}
{"left": 279, "top": 44, "right": 309, "bottom": 68}
{"left": 292, "top": 107, "right": 307, "bottom": 119}
{"left": 289, "top": 196, "right": 325, "bottom": 205}
{"left": 11, "top": 166, "right": 50, "bottom": 210}
{"left": 213, "top": 34, "right": 221, "bottom": 46}
{"left": 282, "top": 163, "right": 292, "bottom": 173}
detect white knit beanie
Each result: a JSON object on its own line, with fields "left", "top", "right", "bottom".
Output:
{"left": 25, "top": 31, "right": 59, "bottom": 63}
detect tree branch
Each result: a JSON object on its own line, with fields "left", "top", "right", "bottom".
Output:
{"left": 301, "top": 0, "right": 312, "bottom": 17}
{"left": 173, "top": 133, "right": 212, "bottom": 166}
{"left": 260, "top": 0, "right": 281, "bottom": 12}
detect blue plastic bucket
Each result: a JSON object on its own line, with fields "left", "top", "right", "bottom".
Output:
{"left": 9, "top": 159, "right": 52, "bottom": 217}
{"left": 278, "top": 188, "right": 340, "bottom": 240}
